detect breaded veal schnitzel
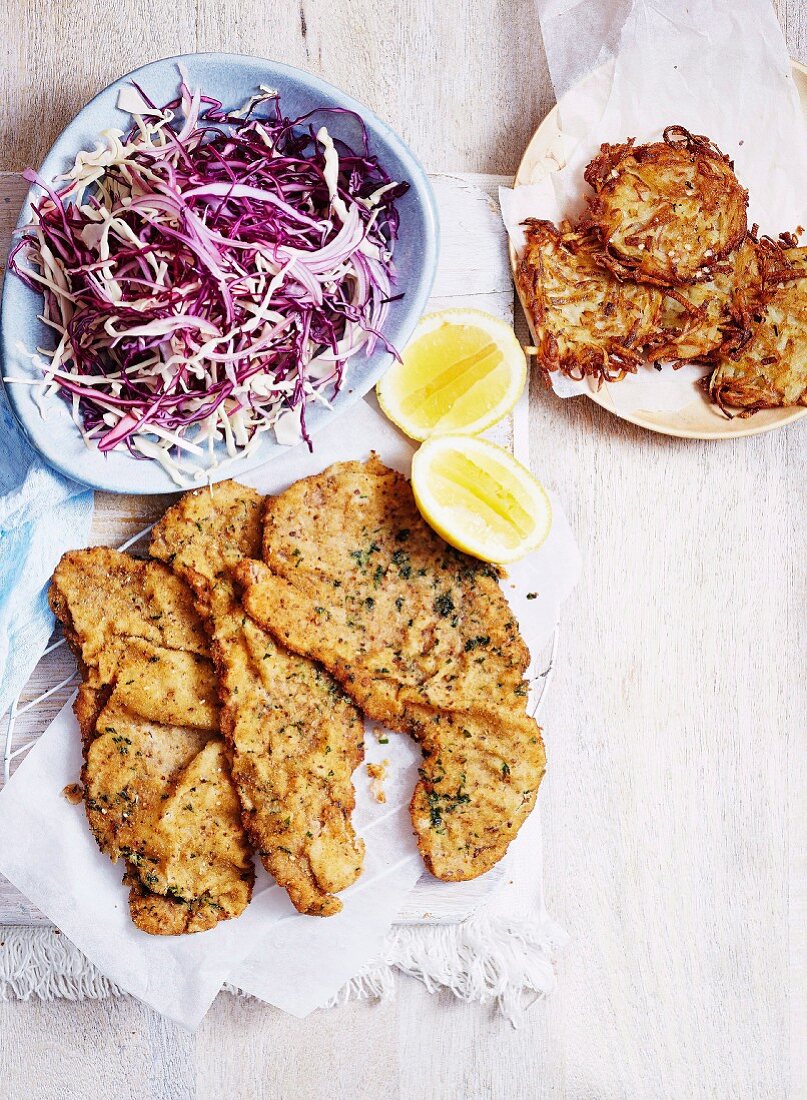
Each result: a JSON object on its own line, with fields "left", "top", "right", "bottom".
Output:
{"left": 50, "top": 548, "right": 254, "bottom": 934}
{"left": 235, "top": 456, "right": 546, "bottom": 881}
{"left": 150, "top": 481, "right": 365, "bottom": 917}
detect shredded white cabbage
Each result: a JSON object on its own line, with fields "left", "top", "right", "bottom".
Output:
{"left": 8, "top": 75, "right": 403, "bottom": 485}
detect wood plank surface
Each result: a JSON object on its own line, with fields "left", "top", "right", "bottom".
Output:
{"left": 0, "top": 2, "right": 804, "bottom": 1098}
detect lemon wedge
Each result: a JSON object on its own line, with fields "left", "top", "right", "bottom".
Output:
{"left": 411, "top": 435, "right": 552, "bottom": 564}
{"left": 377, "top": 308, "right": 527, "bottom": 441}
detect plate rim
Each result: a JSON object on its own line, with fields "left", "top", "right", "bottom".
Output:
{"left": 0, "top": 52, "right": 440, "bottom": 493}
{"left": 509, "top": 58, "right": 807, "bottom": 441}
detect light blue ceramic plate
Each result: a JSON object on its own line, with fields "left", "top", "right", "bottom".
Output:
{"left": 0, "top": 54, "right": 438, "bottom": 494}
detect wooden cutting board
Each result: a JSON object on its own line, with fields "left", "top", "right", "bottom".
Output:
{"left": 0, "top": 170, "right": 523, "bottom": 926}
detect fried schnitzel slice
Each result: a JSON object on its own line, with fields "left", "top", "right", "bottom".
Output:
{"left": 70, "top": 638, "right": 219, "bottom": 751}
{"left": 708, "top": 246, "right": 807, "bottom": 413}
{"left": 582, "top": 126, "right": 748, "bottom": 286}
{"left": 516, "top": 219, "right": 662, "bottom": 383}
{"left": 125, "top": 867, "right": 237, "bottom": 937}
{"left": 85, "top": 689, "right": 210, "bottom": 858}
{"left": 49, "top": 547, "right": 208, "bottom": 688}
{"left": 149, "top": 481, "right": 365, "bottom": 917}
{"left": 88, "top": 697, "right": 252, "bottom": 933}
{"left": 406, "top": 703, "right": 545, "bottom": 879}
{"left": 50, "top": 549, "right": 254, "bottom": 934}
{"left": 234, "top": 456, "right": 546, "bottom": 881}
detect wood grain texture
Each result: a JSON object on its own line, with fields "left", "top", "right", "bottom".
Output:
{"left": 0, "top": 0, "right": 551, "bottom": 177}
{"left": 532, "top": 385, "right": 802, "bottom": 1100}
{"left": 0, "top": 3, "right": 804, "bottom": 1097}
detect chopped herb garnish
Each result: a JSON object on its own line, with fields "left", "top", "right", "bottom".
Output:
{"left": 391, "top": 549, "right": 412, "bottom": 579}
{"left": 433, "top": 592, "right": 455, "bottom": 617}
{"left": 426, "top": 784, "right": 470, "bottom": 833}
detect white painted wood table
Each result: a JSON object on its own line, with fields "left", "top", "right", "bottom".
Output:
{"left": 0, "top": 2, "right": 804, "bottom": 1097}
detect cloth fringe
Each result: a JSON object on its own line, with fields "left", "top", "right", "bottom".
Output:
{"left": 324, "top": 912, "right": 568, "bottom": 1024}
{"left": 0, "top": 913, "right": 566, "bottom": 1023}
{"left": 0, "top": 927, "right": 120, "bottom": 1001}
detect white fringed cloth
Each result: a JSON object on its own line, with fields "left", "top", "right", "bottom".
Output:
{"left": 0, "top": 910, "right": 566, "bottom": 1023}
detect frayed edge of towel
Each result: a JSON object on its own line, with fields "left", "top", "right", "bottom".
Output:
{"left": 0, "top": 928, "right": 120, "bottom": 1000}
{"left": 0, "top": 912, "right": 567, "bottom": 1024}
{"left": 324, "top": 912, "right": 568, "bottom": 1024}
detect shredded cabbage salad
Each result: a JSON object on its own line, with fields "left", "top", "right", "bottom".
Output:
{"left": 7, "top": 74, "right": 408, "bottom": 485}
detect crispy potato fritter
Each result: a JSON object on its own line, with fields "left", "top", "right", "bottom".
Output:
{"left": 644, "top": 237, "right": 763, "bottom": 366}
{"left": 582, "top": 126, "right": 748, "bottom": 286}
{"left": 516, "top": 218, "right": 663, "bottom": 383}
{"left": 708, "top": 246, "right": 807, "bottom": 414}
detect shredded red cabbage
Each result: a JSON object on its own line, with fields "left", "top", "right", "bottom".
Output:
{"left": 7, "top": 76, "right": 408, "bottom": 484}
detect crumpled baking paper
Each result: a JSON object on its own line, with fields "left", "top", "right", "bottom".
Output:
{"left": 0, "top": 398, "right": 581, "bottom": 1027}
{"left": 500, "top": 0, "right": 807, "bottom": 411}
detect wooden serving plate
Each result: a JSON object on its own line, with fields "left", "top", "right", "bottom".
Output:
{"left": 510, "top": 60, "right": 807, "bottom": 440}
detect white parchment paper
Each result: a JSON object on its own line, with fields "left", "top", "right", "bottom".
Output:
{"left": 501, "top": 0, "right": 807, "bottom": 410}
{"left": 0, "top": 398, "right": 581, "bottom": 1027}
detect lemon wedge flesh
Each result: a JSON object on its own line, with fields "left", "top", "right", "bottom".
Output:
{"left": 411, "top": 435, "right": 552, "bottom": 564}
{"left": 377, "top": 308, "right": 527, "bottom": 441}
